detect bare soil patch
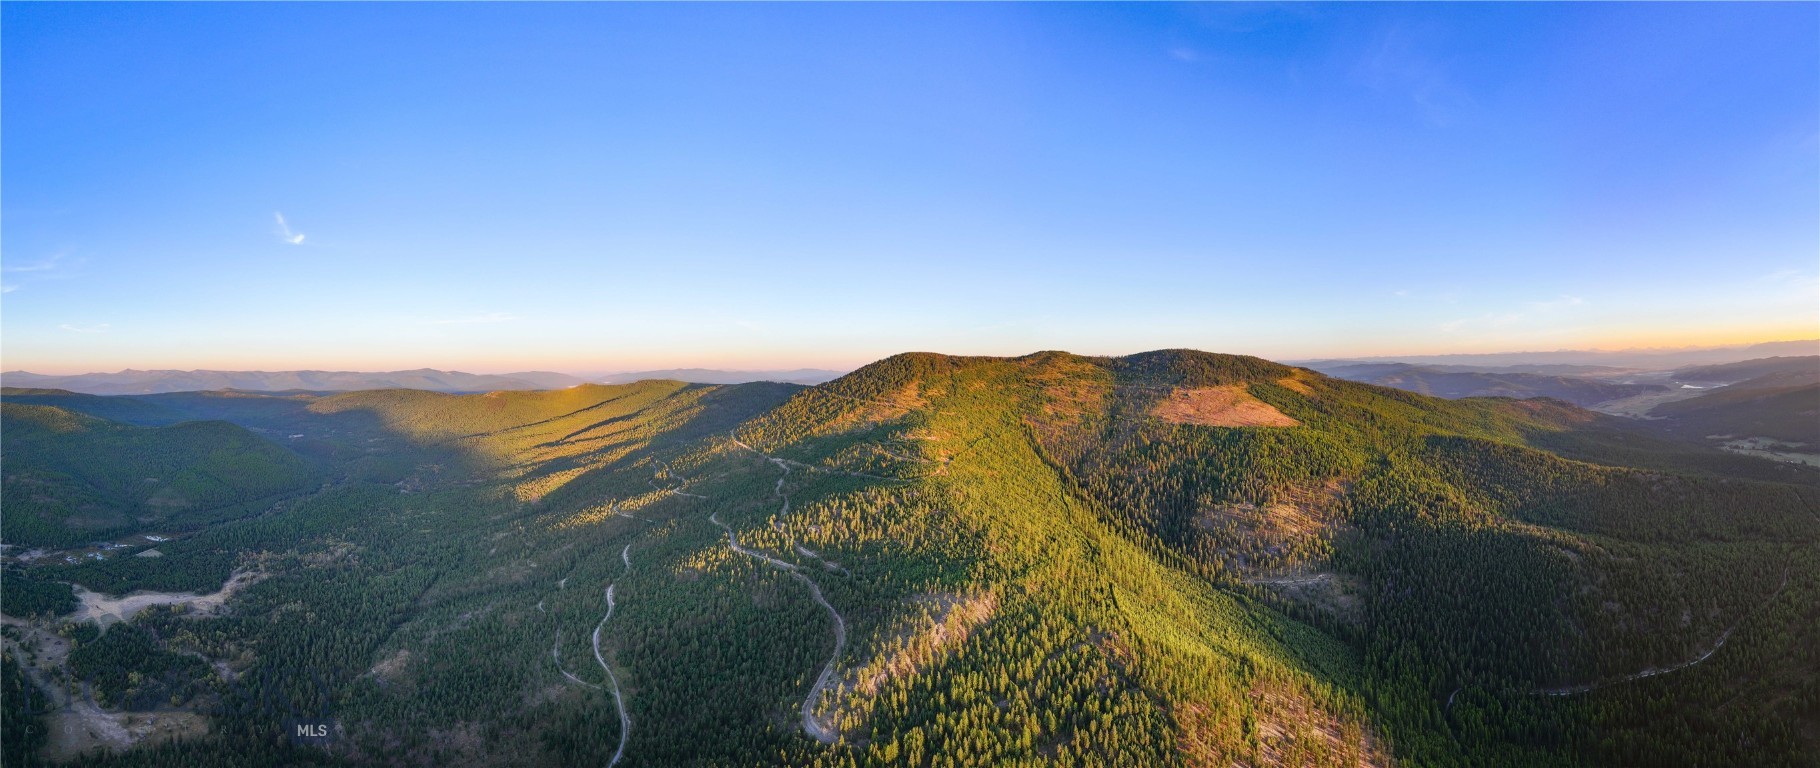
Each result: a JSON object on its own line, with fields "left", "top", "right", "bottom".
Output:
{"left": 69, "top": 569, "right": 263, "bottom": 628}
{"left": 821, "top": 383, "right": 927, "bottom": 434}
{"left": 43, "top": 705, "right": 209, "bottom": 763}
{"left": 1249, "top": 571, "right": 1364, "bottom": 625}
{"left": 1246, "top": 682, "right": 1392, "bottom": 768}
{"left": 1153, "top": 386, "right": 1299, "bottom": 428}
{"left": 1276, "top": 373, "right": 1317, "bottom": 396}
{"left": 854, "top": 591, "right": 996, "bottom": 697}
{"left": 1198, "top": 481, "right": 1347, "bottom": 573}
{"left": 367, "top": 649, "right": 412, "bottom": 684}
{"left": 2, "top": 616, "right": 213, "bottom": 763}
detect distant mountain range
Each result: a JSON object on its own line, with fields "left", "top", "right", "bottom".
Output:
{"left": 595, "top": 368, "right": 845, "bottom": 385}
{"left": 0, "top": 368, "right": 590, "bottom": 395}
{"left": 0, "top": 367, "right": 849, "bottom": 395}
{"left": 1297, "top": 339, "right": 1818, "bottom": 371}
{"left": 1672, "top": 355, "right": 1819, "bottom": 384}
{"left": 1300, "top": 354, "right": 1819, "bottom": 457}
{"left": 12, "top": 348, "right": 1811, "bottom": 398}
{"left": 1304, "top": 362, "right": 1666, "bottom": 408}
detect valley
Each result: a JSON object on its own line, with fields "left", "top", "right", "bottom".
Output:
{"left": 7, "top": 4, "right": 1813, "bottom": 765}
{"left": 2, "top": 350, "right": 1817, "bottom": 767}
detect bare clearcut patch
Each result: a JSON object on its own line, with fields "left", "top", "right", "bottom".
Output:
{"left": 1152, "top": 385, "right": 1300, "bottom": 427}
{"left": 1247, "top": 681, "right": 1395, "bottom": 768}
{"left": 1276, "top": 372, "right": 1317, "bottom": 396}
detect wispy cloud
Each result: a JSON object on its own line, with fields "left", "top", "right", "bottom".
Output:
{"left": 2, "top": 252, "right": 84, "bottom": 292}
{"left": 1168, "top": 47, "right": 1201, "bottom": 64}
{"left": 430, "top": 311, "right": 521, "bottom": 325}
{"left": 59, "top": 323, "right": 111, "bottom": 334}
{"left": 274, "top": 212, "right": 306, "bottom": 245}
{"left": 4, "top": 253, "right": 66, "bottom": 273}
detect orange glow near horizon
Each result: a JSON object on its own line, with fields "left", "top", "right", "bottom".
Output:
{"left": 8, "top": 327, "right": 1815, "bottom": 377}
{"left": 1345, "top": 327, "right": 1819, "bottom": 362}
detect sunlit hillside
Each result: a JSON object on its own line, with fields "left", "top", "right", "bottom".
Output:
{"left": 5, "top": 352, "right": 1815, "bottom": 766}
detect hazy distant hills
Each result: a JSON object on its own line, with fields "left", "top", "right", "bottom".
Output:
{"left": 1653, "top": 388, "right": 1820, "bottom": 451}
{"left": 0, "top": 368, "right": 590, "bottom": 395}
{"left": 1305, "top": 362, "right": 1643, "bottom": 378}
{"left": 1300, "top": 338, "right": 1818, "bottom": 371}
{"left": 0, "top": 367, "right": 847, "bottom": 395}
{"left": 19, "top": 351, "right": 1807, "bottom": 397}
{"left": 1305, "top": 352, "right": 1820, "bottom": 417}
{"left": 596, "top": 368, "right": 845, "bottom": 385}
{"left": 1305, "top": 362, "right": 1666, "bottom": 407}
{"left": 1672, "top": 355, "right": 1820, "bottom": 384}
{"left": 1650, "top": 363, "right": 1820, "bottom": 451}
{"left": 1303, "top": 352, "right": 1819, "bottom": 458}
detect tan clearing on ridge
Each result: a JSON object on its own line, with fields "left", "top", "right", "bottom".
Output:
{"left": 1276, "top": 372, "right": 1317, "bottom": 396}
{"left": 1152, "top": 385, "right": 1300, "bottom": 427}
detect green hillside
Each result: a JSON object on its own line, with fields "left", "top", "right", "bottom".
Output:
{"left": 733, "top": 350, "right": 1820, "bottom": 766}
{"left": 0, "top": 403, "right": 320, "bottom": 546}
{"left": 1653, "top": 373, "right": 1820, "bottom": 450}
{"left": 2, "top": 353, "right": 1815, "bottom": 767}
{"left": 0, "top": 388, "right": 190, "bottom": 426}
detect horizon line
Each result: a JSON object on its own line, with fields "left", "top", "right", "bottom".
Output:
{"left": 5, "top": 336, "right": 1815, "bottom": 379}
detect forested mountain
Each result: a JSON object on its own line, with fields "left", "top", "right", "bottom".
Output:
{"left": 0, "top": 388, "right": 193, "bottom": 426}
{"left": 2, "top": 351, "right": 1816, "bottom": 767}
{"left": 598, "top": 368, "right": 847, "bottom": 385}
{"left": 1306, "top": 362, "right": 1665, "bottom": 407}
{"left": 0, "top": 368, "right": 588, "bottom": 395}
{"left": 1673, "top": 356, "right": 1820, "bottom": 384}
{"left": 1650, "top": 371, "right": 1820, "bottom": 451}
{"left": 0, "top": 403, "right": 319, "bottom": 547}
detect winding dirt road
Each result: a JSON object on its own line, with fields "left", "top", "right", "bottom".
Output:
{"left": 728, "top": 436, "right": 905, "bottom": 484}
{"left": 591, "top": 543, "right": 634, "bottom": 767}
{"left": 1518, "top": 568, "right": 1793, "bottom": 702}
{"left": 548, "top": 531, "right": 635, "bottom": 765}
{"left": 552, "top": 631, "right": 601, "bottom": 690}
{"left": 1536, "top": 571, "right": 1789, "bottom": 697}
{"left": 1539, "top": 633, "right": 1734, "bottom": 696}
{"left": 715, "top": 438, "right": 850, "bottom": 744}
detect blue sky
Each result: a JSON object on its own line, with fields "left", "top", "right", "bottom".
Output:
{"left": 4, "top": 3, "right": 1815, "bottom": 374}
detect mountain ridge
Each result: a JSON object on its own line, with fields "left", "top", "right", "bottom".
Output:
{"left": 0, "top": 368, "right": 589, "bottom": 395}
{"left": 3, "top": 347, "right": 1816, "bottom": 767}
{"left": 1293, "top": 338, "right": 1819, "bottom": 370}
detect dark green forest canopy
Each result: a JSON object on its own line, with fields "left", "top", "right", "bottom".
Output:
{"left": 1, "top": 402, "right": 322, "bottom": 547}
{"left": 2, "top": 351, "right": 1815, "bottom": 767}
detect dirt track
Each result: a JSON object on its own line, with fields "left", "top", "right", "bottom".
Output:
{"left": 591, "top": 545, "right": 633, "bottom": 767}
{"left": 718, "top": 437, "right": 851, "bottom": 744}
